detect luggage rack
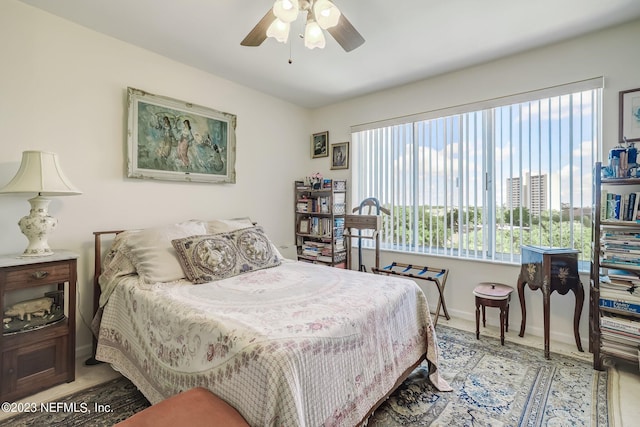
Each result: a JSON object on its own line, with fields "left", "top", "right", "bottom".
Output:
{"left": 372, "top": 262, "right": 450, "bottom": 326}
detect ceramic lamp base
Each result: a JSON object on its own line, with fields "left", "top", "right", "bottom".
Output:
{"left": 18, "top": 195, "right": 57, "bottom": 257}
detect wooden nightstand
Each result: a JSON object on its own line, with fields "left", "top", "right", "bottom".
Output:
{"left": 0, "top": 251, "right": 77, "bottom": 401}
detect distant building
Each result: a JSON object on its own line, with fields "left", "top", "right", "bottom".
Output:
{"left": 528, "top": 173, "right": 547, "bottom": 214}
{"left": 506, "top": 176, "right": 522, "bottom": 209}
{"left": 506, "top": 173, "right": 547, "bottom": 213}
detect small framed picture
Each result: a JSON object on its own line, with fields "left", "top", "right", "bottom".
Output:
{"left": 311, "top": 131, "right": 329, "bottom": 158}
{"left": 298, "top": 218, "right": 310, "bottom": 234}
{"left": 619, "top": 88, "right": 640, "bottom": 143}
{"left": 330, "top": 141, "right": 349, "bottom": 170}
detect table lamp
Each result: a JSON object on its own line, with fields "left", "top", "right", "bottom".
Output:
{"left": 0, "top": 151, "right": 81, "bottom": 257}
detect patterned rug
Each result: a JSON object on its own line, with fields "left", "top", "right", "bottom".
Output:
{"left": 368, "top": 326, "right": 610, "bottom": 426}
{"left": 3, "top": 325, "right": 609, "bottom": 426}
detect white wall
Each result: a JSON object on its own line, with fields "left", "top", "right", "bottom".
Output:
{"left": 0, "top": 1, "right": 313, "bottom": 355}
{"left": 312, "top": 19, "right": 640, "bottom": 350}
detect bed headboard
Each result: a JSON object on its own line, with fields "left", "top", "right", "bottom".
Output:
{"left": 89, "top": 230, "right": 123, "bottom": 363}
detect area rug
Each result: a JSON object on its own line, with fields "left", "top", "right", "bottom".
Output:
{"left": 368, "top": 326, "right": 610, "bottom": 426}
{"left": 3, "top": 325, "right": 609, "bottom": 426}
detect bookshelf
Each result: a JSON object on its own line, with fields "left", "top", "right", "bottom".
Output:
{"left": 590, "top": 161, "right": 640, "bottom": 370}
{"left": 294, "top": 179, "right": 347, "bottom": 268}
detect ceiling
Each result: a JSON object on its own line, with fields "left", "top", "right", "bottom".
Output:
{"left": 19, "top": 0, "right": 640, "bottom": 109}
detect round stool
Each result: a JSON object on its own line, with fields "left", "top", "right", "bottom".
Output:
{"left": 473, "top": 282, "right": 514, "bottom": 345}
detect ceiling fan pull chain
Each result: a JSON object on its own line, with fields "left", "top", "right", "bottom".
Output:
{"left": 289, "top": 38, "right": 293, "bottom": 64}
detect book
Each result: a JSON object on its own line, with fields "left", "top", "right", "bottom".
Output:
{"left": 600, "top": 287, "right": 640, "bottom": 302}
{"left": 600, "top": 337, "right": 638, "bottom": 359}
{"left": 614, "top": 193, "right": 622, "bottom": 219}
{"left": 600, "top": 257, "right": 640, "bottom": 267}
{"left": 623, "top": 193, "right": 630, "bottom": 220}
{"left": 606, "top": 193, "right": 615, "bottom": 219}
{"left": 602, "top": 252, "right": 640, "bottom": 262}
{"left": 633, "top": 191, "right": 640, "bottom": 221}
{"left": 603, "top": 242, "right": 640, "bottom": 251}
{"left": 602, "top": 231, "right": 640, "bottom": 241}
{"left": 605, "top": 268, "right": 640, "bottom": 280}
{"left": 600, "top": 297, "right": 640, "bottom": 314}
{"left": 600, "top": 281, "right": 639, "bottom": 294}
{"left": 601, "top": 189, "right": 608, "bottom": 219}
{"left": 601, "top": 330, "right": 640, "bottom": 346}
{"left": 601, "top": 315, "right": 640, "bottom": 335}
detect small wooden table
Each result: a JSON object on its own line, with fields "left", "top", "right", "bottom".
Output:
{"left": 517, "top": 245, "right": 584, "bottom": 359}
{"left": 474, "top": 282, "right": 514, "bottom": 345}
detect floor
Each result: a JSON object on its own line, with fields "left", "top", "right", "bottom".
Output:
{"left": 0, "top": 317, "right": 638, "bottom": 425}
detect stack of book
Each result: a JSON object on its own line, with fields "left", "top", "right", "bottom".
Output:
{"left": 599, "top": 313, "right": 640, "bottom": 360}
{"left": 599, "top": 268, "right": 640, "bottom": 360}
{"left": 600, "top": 231, "right": 640, "bottom": 266}
{"left": 599, "top": 285, "right": 640, "bottom": 314}
{"left": 296, "top": 199, "right": 311, "bottom": 213}
{"left": 317, "top": 245, "right": 333, "bottom": 263}
{"left": 301, "top": 241, "right": 327, "bottom": 259}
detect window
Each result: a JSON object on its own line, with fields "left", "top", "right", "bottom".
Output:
{"left": 351, "top": 78, "right": 602, "bottom": 267}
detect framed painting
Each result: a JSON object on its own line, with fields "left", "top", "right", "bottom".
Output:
{"left": 311, "top": 131, "right": 329, "bottom": 158}
{"left": 619, "top": 87, "right": 640, "bottom": 143}
{"left": 298, "top": 218, "right": 310, "bottom": 234}
{"left": 330, "top": 141, "right": 349, "bottom": 170}
{"left": 127, "top": 87, "right": 237, "bottom": 183}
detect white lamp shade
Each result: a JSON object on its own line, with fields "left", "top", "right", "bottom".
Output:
{"left": 304, "top": 20, "right": 326, "bottom": 49}
{"left": 0, "top": 151, "right": 81, "bottom": 196}
{"left": 273, "top": 0, "right": 299, "bottom": 23}
{"left": 266, "top": 18, "right": 290, "bottom": 43}
{"left": 313, "top": 0, "right": 341, "bottom": 29}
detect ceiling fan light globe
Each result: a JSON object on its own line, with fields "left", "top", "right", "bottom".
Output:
{"left": 273, "top": 0, "right": 299, "bottom": 23}
{"left": 313, "top": 0, "right": 340, "bottom": 29}
{"left": 304, "top": 20, "right": 325, "bottom": 49}
{"left": 266, "top": 19, "right": 290, "bottom": 43}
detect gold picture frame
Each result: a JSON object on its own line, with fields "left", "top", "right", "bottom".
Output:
{"left": 311, "top": 131, "right": 329, "bottom": 158}
{"left": 330, "top": 141, "right": 349, "bottom": 170}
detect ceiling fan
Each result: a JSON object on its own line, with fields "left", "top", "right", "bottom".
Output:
{"left": 241, "top": 0, "right": 365, "bottom": 52}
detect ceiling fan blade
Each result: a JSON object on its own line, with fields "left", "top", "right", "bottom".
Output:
{"left": 241, "top": 9, "right": 276, "bottom": 47}
{"left": 327, "top": 14, "right": 365, "bottom": 52}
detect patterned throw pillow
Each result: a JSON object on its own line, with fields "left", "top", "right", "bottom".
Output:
{"left": 171, "top": 226, "right": 282, "bottom": 284}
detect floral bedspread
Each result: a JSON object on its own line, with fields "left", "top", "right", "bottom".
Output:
{"left": 96, "top": 260, "right": 450, "bottom": 426}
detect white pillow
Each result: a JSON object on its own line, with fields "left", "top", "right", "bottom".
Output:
{"left": 122, "top": 221, "right": 207, "bottom": 283}
{"left": 205, "top": 217, "right": 254, "bottom": 234}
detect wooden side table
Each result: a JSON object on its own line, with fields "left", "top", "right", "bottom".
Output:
{"left": 0, "top": 251, "right": 77, "bottom": 401}
{"left": 474, "top": 282, "right": 514, "bottom": 345}
{"left": 517, "top": 245, "right": 584, "bottom": 359}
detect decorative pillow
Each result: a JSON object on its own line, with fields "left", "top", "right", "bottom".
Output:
{"left": 205, "top": 217, "right": 285, "bottom": 260}
{"left": 121, "top": 221, "right": 207, "bottom": 284}
{"left": 171, "top": 226, "right": 282, "bottom": 284}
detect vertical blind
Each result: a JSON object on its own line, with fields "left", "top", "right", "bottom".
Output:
{"left": 351, "top": 78, "right": 602, "bottom": 265}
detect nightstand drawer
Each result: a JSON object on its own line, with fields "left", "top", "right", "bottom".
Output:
{"left": 5, "top": 263, "right": 70, "bottom": 288}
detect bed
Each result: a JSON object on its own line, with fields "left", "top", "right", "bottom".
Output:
{"left": 91, "top": 219, "right": 451, "bottom": 426}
